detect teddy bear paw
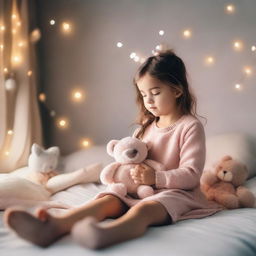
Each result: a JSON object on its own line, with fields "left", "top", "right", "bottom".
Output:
{"left": 107, "top": 183, "right": 127, "bottom": 197}
{"left": 137, "top": 185, "right": 154, "bottom": 199}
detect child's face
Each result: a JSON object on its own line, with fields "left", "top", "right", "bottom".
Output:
{"left": 137, "top": 73, "right": 182, "bottom": 117}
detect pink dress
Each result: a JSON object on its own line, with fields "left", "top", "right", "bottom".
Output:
{"left": 95, "top": 114, "right": 224, "bottom": 223}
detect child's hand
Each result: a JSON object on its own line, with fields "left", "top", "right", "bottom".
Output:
{"left": 130, "top": 164, "right": 155, "bottom": 186}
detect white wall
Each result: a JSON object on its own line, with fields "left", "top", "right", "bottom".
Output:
{"left": 37, "top": 0, "right": 256, "bottom": 154}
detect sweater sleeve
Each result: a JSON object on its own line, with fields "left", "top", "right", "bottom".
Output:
{"left": 155, "top": 121, "right": 206, "bottom": 190}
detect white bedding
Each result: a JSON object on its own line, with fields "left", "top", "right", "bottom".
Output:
{"left": 1, "top": 179, "right": 256, "bottom": 256}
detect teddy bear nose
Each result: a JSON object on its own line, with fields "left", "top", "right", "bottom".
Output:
{"left": 223, "top": 170, "right": 227, "bottom": 174}
{"left": 126, "top": 149, "right": 138, "bottom": 158}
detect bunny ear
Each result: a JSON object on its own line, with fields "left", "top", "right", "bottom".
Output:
{"left": 47, "top": 146, "right": 60, "bottom": 157}
{"left": 106, "top": 140, "right": 119, "bottom": 157}
{"left": 31, "top": 143, "right": 43, "bottom": 156}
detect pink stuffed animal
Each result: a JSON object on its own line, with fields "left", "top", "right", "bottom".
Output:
{"left": 200, "top": 155, "right": 255, "bottom": 209}
{"left": 100, "top": 137, "right": 165, "bottom": 199}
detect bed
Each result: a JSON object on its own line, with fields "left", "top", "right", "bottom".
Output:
{"left": 1, "top": 133, "right": 256, "bottom": 256}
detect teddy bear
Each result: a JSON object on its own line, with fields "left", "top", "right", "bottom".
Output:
{"left": 100, "top": 136, "right": 165, "bottom": 199}
{"left": 200, "top": 155, "right": 255, "bottom": 209}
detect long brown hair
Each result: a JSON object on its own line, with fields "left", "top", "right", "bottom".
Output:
{"left": 133, "top": 49, "right": 203, "bottom": 139}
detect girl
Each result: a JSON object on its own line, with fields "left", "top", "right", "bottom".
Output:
{"left": 4, "top": 49, "right": 223, "bottom": 249}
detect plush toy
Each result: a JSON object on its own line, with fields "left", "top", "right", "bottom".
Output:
{"left": 200, "top": 155, "right": 255, "bottom": 209}
{"left": 0, "top": 143, "right": 103, "bottom": 209}
{"left": 100, "top": 137, "right": 165, "bottom": 199}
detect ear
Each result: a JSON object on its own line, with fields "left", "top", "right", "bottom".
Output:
{"left": 47, "top": 146, "right": 60, "bottom": 157}
{"left": 174, "top": 88, "right": 183, "bottom": 98}
{"left": 146, "top": 141, "right": 152, "bottom": 151}
{"left": 106, "top": 140, "right": 119, "bottom": 157}
{"left": 221, "top": 155, "right": 232, "bottom": 162}
{"left": 31, "top": 143, "right": 43, "bottom": 156}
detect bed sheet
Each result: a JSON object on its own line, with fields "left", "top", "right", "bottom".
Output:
{"left": 1, "top": 178, "right": 256, "bottom": 256}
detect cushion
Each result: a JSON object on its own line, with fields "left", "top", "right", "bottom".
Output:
{"left": 60, "top": 145, "right": 112, "bottom": 173}
{"left": 205, "top": 133, "right": 256, "bottom": 179}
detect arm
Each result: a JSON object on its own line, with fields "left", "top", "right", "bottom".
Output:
{"left": 155, "top": 121, "right": 206, "bottom": 190}
{"left": 100, "top": 162, "right": 121, "bottom": 185}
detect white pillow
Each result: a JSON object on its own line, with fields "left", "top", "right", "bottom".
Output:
{"left": 60, "top": 145, "right": 112, "bottom": 173}
{"left": 205, "top": 133, "right": 256, "bottom": 179}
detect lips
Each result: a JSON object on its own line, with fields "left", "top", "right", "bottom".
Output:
{"left": 149, "top": 106, "right": 157, "bottom": 109}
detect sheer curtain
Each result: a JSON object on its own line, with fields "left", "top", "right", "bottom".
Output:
{"left": 0, "top": 0, "right": 42, "bottom": 173}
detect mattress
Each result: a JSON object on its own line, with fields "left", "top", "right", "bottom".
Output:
{"left": 1, "top": 178, "right": 256, "bottom": 256}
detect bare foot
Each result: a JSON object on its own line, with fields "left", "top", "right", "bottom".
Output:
{"left": 71, "top": 217, "right": 106, "bottom": 249}
{"left": 4, "top": 208, "right": 68, "bottom": 247}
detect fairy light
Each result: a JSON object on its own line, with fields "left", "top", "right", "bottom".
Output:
{"left": 17, "top": 21, "right": 21, "bottom": 27}
{"left": 7, "top": 130, "right": 13, "bottom": 135}
{"left": 159, "top": 30, "right": 165, "bottom": 36}
{"left": 0, "top": 25, "right": 5, "bottom": 31}
{"left": 80, "top": 138, "right": 91, "bottom": 148}
{"left": 130, "top": 52, "right": 136, "bottom": 59}
{"left": 205, "top": 56, "right": 215, "bottom": 65}
{"left": 226, "top": 4, "right": 235, "bottom": 13}
{"left": 3, "top": 68, "right": 8, "bottom": 73}
{"left": 38, "top": 93, "right": 46, "bottom": 102}
{"left": 57, "top": 118, "right": 69, "bottom": 129}
{"left": 5, "top": 151, "right": 10, "bottom": 156}
{"left": 0, "top": 44, "right": 3, "bottom": 50}
{"left": 50, "top": 110, "right": 56, "bottom": 117}
{"left": 50, "top": 19, "right": 55, "bottom": 25}
{"left": 244, "top": 66, "right": 252, "bottom": 76}
{"left": 252, "top": 46, "right": 256, "bottom": 52}
{"left": 71, "top": 90, "right": 85, "bottom": 102}
{"left": 235, "top": 83, "right": 242, "bottom": 90}
{"left": 233, "top": 40, "right": 243, "bottom": 51}
{"left": 134, "top": 56, "right": 140, "bottom": 62}
{"left": 18, "top": 41, "right": 25, "bottom": 47}
{"left": 12, "top": 14, "right": 17, "bottom": 20}
{"left": 12, "top": 29, "right": 17, "bottom": 34}
{"left": 12, "top": 55, "right": 22, "bottom": 65}
{"left": 117, "top": 42, "right": 123, "bottom": 48}
{"left": 62, "top": 22, "right": 72, "bottom": 33}
{"left": 183, "top": 29, "right": 192, "bottom": 38}
{"left": 27, "top": 70, "right": 33, "bottom": 76}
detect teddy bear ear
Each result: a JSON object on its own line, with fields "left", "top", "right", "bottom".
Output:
{"left": 106, "top": 140, "right": 119, "bottom": 157}
{"left": 146, "top": 141, "right": 152, "bottom": 151}
{"left": 221, "top": 155, "right": 233, "bottom": 162}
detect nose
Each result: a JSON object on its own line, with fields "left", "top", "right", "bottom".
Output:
{"left": 126, "top": 149, "right": 138, "bottom": 159}
{"left": 223, "top": 170, "right": 227, "bottom": 174}
{"left": 146, "top": 95, "right": 154, "bottom": 104}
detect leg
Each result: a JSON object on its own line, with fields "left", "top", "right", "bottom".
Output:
{"left": 4, "top": 195, "right": 127, "bottom": 247}
{"left": 46, "top": 163, "right": 102, "bottom": 194}
{"left": 71, "top": 200, "right": 172, "bottom": 249}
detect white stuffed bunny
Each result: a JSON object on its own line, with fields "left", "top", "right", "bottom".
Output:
{"left": 0, "top": 143, "right": 103, "bottom": 209}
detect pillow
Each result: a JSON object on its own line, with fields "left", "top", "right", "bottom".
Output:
{"left": 205, "top": 133, "right": 256, "bottom": 179}
{"left": 60, "top": 145, "right": 112, "bottom": 173}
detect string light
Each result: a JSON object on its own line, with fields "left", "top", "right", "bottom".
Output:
{"left": 252, "top": 45, "right": 256, "bottom": 52}
{"left": 226, "top": 4, "right": 235, "bottom": 14}
{"left": 38, "top": 93, "right": 46, "bottom": 102}
{"left": 3, "top": 68, "right": 8, "bottom": 73}
{"left": 0, "top": 25, "right": 5, "bottom": 31}
{"left": 116, "top": 42, "right": 123, "bottom": 48}
{"left": 18, "top": 41, "right": 25, "bottom": 47}
{"left": 134, "top": 56, "right": 140, "bottom": 62}
{"left": 244, "top": 66, "right": 252, "bottom": 76}
{"left": 62, "top": 22, "right": 72, "bottom": 33}
{"left": 4, "top": 151, "right": 10, "bottom": 156}
{"left": 17, "top": 21, "right": 21, "bottom": 27}
{"left": 50, "top": 19, "right": 55, "bottom": 25}
{"left": 7, "top": 130, "right": 13, "bottom": 135}
{"left": 233, "top": 40, "right": 243, "bottom": 51}
{"left": 130, "top": 52, "right": 136, "bottom": 59}
{"left": 12, "top": 55, "right": 22, "bottom": 65}
{"left": 0, "top": 44, "right": 3, "bottom": 50}
{"left": 57, "top": 117, "right": 69, "bottom": 129}
{"left": 27, "top": 70, "right": 33, "bottom": 76}
{"left": 71, "top": 90, "right": 85, "bottom": 102}
{"left": 235, "top": 83, "right": 242, "bottom": 90}
{"left": 159, "top": 30, "right": 165, "bottom": 36}
{"left": 50, "top": 110, "right": 56, "bottom": 117}
{"left": 12, "top": 14, "right": 17, "bottom": 20}
{"left": 80, "top": 138, "right": 91, "bottom": 148}
{"left": 205, "top": 56, "right": 215, "bottom": 65}
{"left": 183, "top": 29, "right": 192, "bottom": 38}
{"left": 30, "top": 29, "right": 41, "bottom": 43}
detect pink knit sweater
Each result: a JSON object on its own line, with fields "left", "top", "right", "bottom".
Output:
{"left": 141, "top": 114, "right": 206, "bottom": 190}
